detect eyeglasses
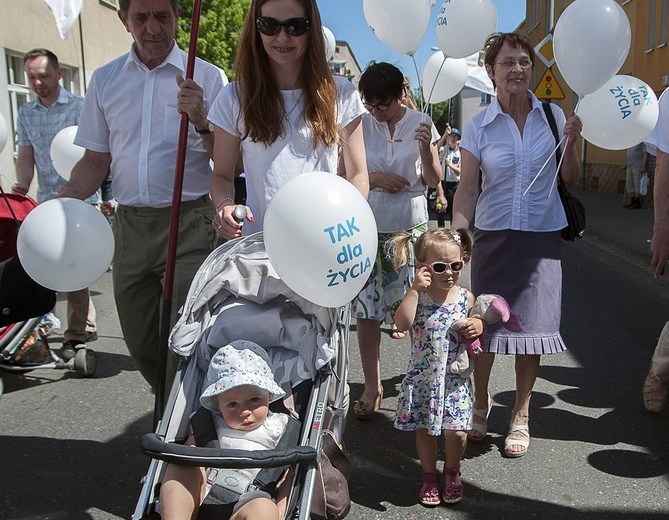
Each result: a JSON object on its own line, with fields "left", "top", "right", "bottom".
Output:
{"left": 495, "top": 58, "right": 532, "bottom": 70}
{"left": 363, "top": 100, "right": 392, "bottom": 112}
{"left": 256, "top": 16, "right": 310, "bottom": 37}
{"left": 423, "top": 260, "right": 464, "bottom": 273}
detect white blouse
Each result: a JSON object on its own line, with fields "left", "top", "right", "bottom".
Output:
{"left": 460, "top": 90, "right": 568, "bottom": 232}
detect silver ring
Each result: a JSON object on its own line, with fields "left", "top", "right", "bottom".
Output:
{"left": 217, "top": 224, "right": 223, "bottom": 229}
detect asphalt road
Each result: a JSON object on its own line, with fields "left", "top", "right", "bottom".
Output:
{"left": 1, "top": 232, "right": 668, "bottom": 519}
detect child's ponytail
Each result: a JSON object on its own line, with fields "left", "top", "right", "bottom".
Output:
{"left": 386, "top": 231, "right": 413, "bottom": 271}
{"left": 451, "top": 228, "right": 473, "bottom": 263}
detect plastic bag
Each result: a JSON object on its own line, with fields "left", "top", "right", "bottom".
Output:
{"left": 640, "top": 173, "right": 649, "bottom": 196}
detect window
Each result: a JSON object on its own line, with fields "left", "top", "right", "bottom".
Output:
{"left": 660, "top": 0, "right": 668, "bottom": 47}
{"left": 5, "top": 53, "right": 30, "bottom": 153}
{"left": 527, "top": 0, "right": 541, "bottom": 32}
{"left": 480, "top": 93, "right": 492, "bottom": 105}
{"left": 647, "top": 0, "right": 657, "bottom": 52}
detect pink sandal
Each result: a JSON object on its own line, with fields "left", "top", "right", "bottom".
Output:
{"left": 418, "top": 472, "right": 441, "bottom": 506}
{"left": 442, "top": 464, "right": 464, "bottom": 504}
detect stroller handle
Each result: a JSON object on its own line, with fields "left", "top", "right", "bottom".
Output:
{"left": 141, "top": 433, "right": 318, "bottom": 469}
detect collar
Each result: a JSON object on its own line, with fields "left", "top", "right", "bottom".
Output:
{"left": 35, "top": 87, "right": 72, "bottom": 109}
{"left": 124, "top": 41, "right": 184, "bottom": 73}
{"left": 480, "top": 89, "right": 541, "bottom": 127}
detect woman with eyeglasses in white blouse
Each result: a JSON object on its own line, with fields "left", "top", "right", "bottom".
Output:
{"left": 451, "top": 32, "right": 583, "bottom": 458}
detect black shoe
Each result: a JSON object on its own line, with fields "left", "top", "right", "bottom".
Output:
{"left": 86, "top": 331, "right": 98, "bottom": 342}
{"left": 623, "top": 200, "right": 634, "bottom": 208}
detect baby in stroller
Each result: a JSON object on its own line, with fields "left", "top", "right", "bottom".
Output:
{"left": 161, "top": 340, "right": 293, "bottom": 520}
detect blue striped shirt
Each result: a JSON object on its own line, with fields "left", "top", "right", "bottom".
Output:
{"left": 16, "top": 88, "right": 100, "bottom": 204}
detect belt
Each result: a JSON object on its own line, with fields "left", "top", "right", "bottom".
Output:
{"left": 119, "top": 194, "right": 211, "bottom": 215}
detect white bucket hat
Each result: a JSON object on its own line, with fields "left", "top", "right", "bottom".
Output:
{"left": 200, "top": 340, "right": 285, "bottom": 411}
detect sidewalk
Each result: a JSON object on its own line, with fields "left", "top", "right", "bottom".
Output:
{"left": 574, "top": 187, "right": 655, "bottom": 270}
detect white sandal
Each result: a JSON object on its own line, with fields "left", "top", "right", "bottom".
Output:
{"left": 504, "top": 423, "right": 530, "bottom": 458}
{"left": 467, "top": 394, "right": 493, "bottom": 443}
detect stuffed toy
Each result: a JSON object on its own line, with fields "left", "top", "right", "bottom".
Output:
{"left": 449, "top": 294, "right": 522, "bottom": 377}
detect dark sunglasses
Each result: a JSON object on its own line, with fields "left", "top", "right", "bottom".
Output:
{"left": 424, "top": 260, "right": 464, "bottom": 273}
{"left": 256, "top": 16, "right": 311, "bottom": 37}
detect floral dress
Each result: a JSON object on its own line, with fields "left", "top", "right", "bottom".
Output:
{"left": 394, "top": 286, "right": 474, "bottom": 436}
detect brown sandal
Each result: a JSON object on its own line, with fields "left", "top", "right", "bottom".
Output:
{"left": 353, "top": 390, "right": 383, "bottom": 420}
{"left": 390, "top": 324, "right": 407, "bottom": 340}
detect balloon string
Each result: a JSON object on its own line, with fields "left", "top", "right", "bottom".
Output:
{"left": 548, "top": 135, "right": 569, "bottom": 198}
{"left": 410, "top": 54, "right": 425, "bottom": 112}
{"left": 422, "top": 57, "right": 446, "bottom": 115}
{"left": 522, "top": 134, "right": 567, "bottom": 197}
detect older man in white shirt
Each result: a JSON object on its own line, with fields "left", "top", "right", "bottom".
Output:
{"left": 60, "top": 0, "right": 227, "bottom": 388}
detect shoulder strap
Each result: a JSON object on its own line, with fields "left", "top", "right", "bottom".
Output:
{"left": 541, "top": 101, "right": 563, "bottom": 183}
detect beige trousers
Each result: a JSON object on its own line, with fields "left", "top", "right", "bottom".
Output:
{"left": 63, "top": 288, "right": 96, "bottom": 342}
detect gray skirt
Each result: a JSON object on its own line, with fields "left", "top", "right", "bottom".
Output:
{"left": 471, "top": 228, "right": 566, "bottom": 355}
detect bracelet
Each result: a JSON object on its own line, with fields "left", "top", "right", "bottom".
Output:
{"left": 216, "top": 197, "right": 234, "bottom": 210}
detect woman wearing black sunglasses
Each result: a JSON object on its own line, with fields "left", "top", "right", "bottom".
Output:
{"left": 208, "top": 0, "right": 369, "bottom": 240}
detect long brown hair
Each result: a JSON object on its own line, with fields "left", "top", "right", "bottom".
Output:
{"left": 234, "top": 0, "right": 338, "bottom": 148}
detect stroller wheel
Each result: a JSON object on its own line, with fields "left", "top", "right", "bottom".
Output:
{"left": 74, "top": 349, "right": 96, "bottom": 377}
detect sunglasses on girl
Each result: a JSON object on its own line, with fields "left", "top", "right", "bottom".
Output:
{"left": 256, "top": 16, "right": 311, "bottom": 36}
{"left": 423, "top": 260, "right": 464, "bottom": 273}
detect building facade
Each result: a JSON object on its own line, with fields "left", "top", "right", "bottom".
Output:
{"left": 0, "top": 0, "right": 133, "bottom": 193}
{"left": 519, "top": 0, "right": 669, "bottom": 199}
{"left": 330, "top": 40, "right": 361, "bottom": 88}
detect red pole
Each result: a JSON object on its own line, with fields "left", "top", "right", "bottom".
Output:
{"left": 154, "top": 0, "right": 203, "bottom": 427}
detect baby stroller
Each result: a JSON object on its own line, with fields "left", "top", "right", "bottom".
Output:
{"left": 133, "top": 233, "right": 351, "bottom": 519}
{"left": 0, "top": 190, "right": 96, "bottom": 397}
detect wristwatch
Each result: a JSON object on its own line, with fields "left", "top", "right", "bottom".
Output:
{"left": 195, "top": 122, "right": 214, "bottom": 135}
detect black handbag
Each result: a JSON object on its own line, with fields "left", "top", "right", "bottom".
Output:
{"left": 542, "top": 102, "right": 586, "bottom": 241}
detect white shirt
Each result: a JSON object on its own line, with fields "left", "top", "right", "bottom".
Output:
{"left": 213, "top": 411, "right": 288, "bottom": 482}
{"left": 208, "top": 76, "right": 365, "bottom": 234}
{"left": 645, "top": 87, "right": 669, "bottom": 155}
{"left": 75, "top": 43, "right": 227, "bottom": 207}
{"left": 460, "top": 90, "right": 568, "bottom": 232}
{"left": 443, "top": 143, "right": 461, "bottom": 183}
{"left": 363, "top": 108, "right": 439, "bottom": 232}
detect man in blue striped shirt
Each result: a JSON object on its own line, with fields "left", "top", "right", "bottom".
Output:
{"left": 13, "top": 48, "right": 97, "bottom": 356}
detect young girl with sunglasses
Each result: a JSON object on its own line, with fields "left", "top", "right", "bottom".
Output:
{"left": 208, "top": 0, "right": 369, "bottom": 239}
{"left": 389, "top": 227, "right": 483, "bottom": 506}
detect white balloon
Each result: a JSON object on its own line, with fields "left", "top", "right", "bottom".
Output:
{"left": 323, "top": 26, "right": 336, "bottom": 61}
{"left": 0, "top": 112, "right": 8, "bottom": 153}
{"left": 50, "top": 125, "right": 85, "bottom": 180}
{"left": 579, "top": 75, "right": 659, "bottom": 150}
{"left": 435, "top": 0, "right": 498, "bottom": 59}
{"left": 422, "top": 52, "right": 468, "bottom": 104}
{"left": 554, "top": 0, "right": 631, "bottom": 97}
{"left": 363, "top": 0, "right": 432, "bottom": 56}
{"left": 17, "top": 198, "right": 114, "bottom": 292}
{"left": 264, "top": 172, "right": 378, "bottom": 308}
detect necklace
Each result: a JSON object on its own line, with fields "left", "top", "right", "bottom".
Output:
{"left": 284, "top": 91, "right": 303, "bottom": 121}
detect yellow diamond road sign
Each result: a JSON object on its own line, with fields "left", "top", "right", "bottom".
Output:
{"left": 535, "top": 33, "right": 555, "bottom": 68}
{"left": 534, "top": 67, "right": 565, "bottom": 100}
